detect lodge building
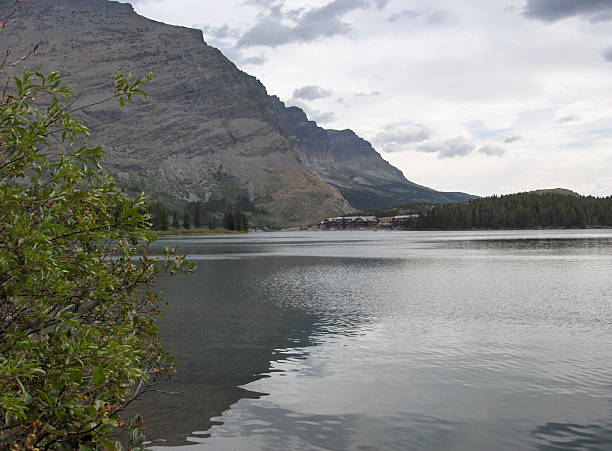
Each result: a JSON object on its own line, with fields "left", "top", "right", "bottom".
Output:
{"left": 319, "top": 216, "right": 380, "bottom": 229}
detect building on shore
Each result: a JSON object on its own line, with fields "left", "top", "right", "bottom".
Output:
{"left": 319, "top": 216, "right": 380, "bottom": 230}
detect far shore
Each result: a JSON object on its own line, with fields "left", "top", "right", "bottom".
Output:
{"left": 155, "top": 228, "right": 247, "bottom": 237}
{"left": 282, "top": 226, "right": 612, "bottom": 232}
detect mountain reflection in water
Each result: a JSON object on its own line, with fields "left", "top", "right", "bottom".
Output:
{"left": 130, "top": 230, "right": 612, "bottom": 450}
{"left": 126, "top": 258, "right": 335, "bottom": 445}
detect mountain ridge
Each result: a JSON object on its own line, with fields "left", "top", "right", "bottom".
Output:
{"left": 269, "top": 96, "right": 475, "bottom": 210}
{"left": 1, "top": 0, "right": 474, "bottom": 224}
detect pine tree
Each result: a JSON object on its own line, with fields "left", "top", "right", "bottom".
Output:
{"left": 208, "top": 216, "right": 217, "bottom": 230}
{"left": 242, "top": 212, "right": 249, "bottom": 231}
{"left": 235, "top": 210, "right": 245, "bottom": 231}
{"left": 194, "top": 200, "right": 202, "bottom": 229}
{"left": 159, "top": 205, "right": 169, "bottom": 231}
{"left": 223, "top": 211, "right": 235, "bottom": 230}
{"left": 151, "top": 201, "right": 169, "bottom": 230}
{"left": 183, "top": 212, "right": 191, "bottom": 229}
{"left": 172, "top": 212, "right": 180, "bottom": 228}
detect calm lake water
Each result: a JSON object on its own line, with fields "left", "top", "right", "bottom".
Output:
{"left": 138, "top": 230, "right": 612, "bottom": 450}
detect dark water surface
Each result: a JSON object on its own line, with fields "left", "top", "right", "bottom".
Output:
{"left": 137, "top": 230, "right": 612, "bottom": 450}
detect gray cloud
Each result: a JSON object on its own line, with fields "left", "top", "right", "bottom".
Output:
{"left": 416, "top": 136, "right": 475, "bottom": 159}
{"left": 603, "top": 47, "right": 612, "bottom": 61}
{"left": 239, "top": 54, "right": 267, "bottom": 65}
{"left": 243, "top": 0, "right": 282, "bottom": 8}
{"left": 590, "top": 11, "right": 612, "bottom": 22}
{"left": 557, "top": 114, "right": 580, "bottom": 123}
{"left": 201, "top": 24, "right": 242, "bottom": 41}
{"left": 198, "top": 24, "right": 270, "bottom": 65}
{"left": 373, "top": 124, "right": 432, "bottom": 152}
{"left": 387, "top": 10, "right": 421, "bottom": 22}
{"left": 523, "top": 0, "right": 612, "bottom": 23}
{"left": 237, "top": 0, "right": 386, "bottom": 48}
{"left": 292, "top": 85, "right": 333, "bottom": 101}
{"left": 478, "top": 145, "right": 506, "bottom": 156}
{"left": 386, "top": 9, "right": 447, "bottom": 24}
{"left": 219, "top": 47, "right": 268, "bottom": 66}
{"left": 503, "top": 135, "right": 522, "bottom": 143}
{"left": 372, "top": 0, "right": 390, "bottom": 10}
{"left": 427, "top": 11, "right": 448, "bottom": 24}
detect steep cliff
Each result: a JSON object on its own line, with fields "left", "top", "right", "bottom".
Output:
{"left": 269, "top": 97, "right": 475, "bottom": 211}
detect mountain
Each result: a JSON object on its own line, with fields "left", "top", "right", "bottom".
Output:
{"left": 1, "top": 0, "right": 474, "bottom": 225}
{"left": 269, "top": 98, "right": 475, "bottom": 211}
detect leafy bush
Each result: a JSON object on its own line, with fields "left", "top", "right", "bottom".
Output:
{"left": 0, "top": 57, "right": 191, "bottom": 449}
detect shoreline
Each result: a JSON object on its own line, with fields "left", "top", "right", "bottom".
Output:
{"left": 154, "top": 228, "right": 247, "bottom": 236}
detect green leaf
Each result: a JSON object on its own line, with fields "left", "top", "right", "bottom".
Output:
{"left": 92, "top": 367, "right": 106, "bottom": 386}
{"left": 22, "top": 390, "right": 33, "bottom": 404}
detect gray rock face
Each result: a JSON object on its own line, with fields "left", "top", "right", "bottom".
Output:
{"left": 1, "top": 0, "right": 473, "bottom": 224}
{"left": 269, "top": 96, "right": 475, "bottom": 211}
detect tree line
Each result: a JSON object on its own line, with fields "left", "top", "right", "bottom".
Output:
{"left": 149, "top": 200, "right": 250, "bottom": 231}
{"left": 403, "top": 192, "right": 612, "bottom": 230}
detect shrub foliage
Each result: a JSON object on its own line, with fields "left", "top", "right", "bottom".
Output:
{"left": 0, "top": 55, "right": 190, "bottom": 449}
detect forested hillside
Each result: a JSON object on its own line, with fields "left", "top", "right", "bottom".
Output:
{"left": 405, "top": 192, "right": 612, "bottom": 230}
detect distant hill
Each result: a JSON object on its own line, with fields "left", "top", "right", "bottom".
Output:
{"left": 0, "top": 0, "right": 477, "bottom": 225}
{"left": 531, "top": 188, "right": 580, "bottom": 196}
{"left": 401, "top": 191, "right": 612, "bottom": 230}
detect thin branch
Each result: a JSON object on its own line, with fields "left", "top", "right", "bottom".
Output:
{"left": 0, "top": 0, "right": 21, "bottom": 31}
{"left": 64, "top": 92, "right": 123, "bottom": 116}
{"left": 50, "top": 219, "right": 126, "bottom": 242}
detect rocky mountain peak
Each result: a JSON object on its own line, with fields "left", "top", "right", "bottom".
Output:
{"left": 2, "top": 0, "right": 474, "bottom": 224}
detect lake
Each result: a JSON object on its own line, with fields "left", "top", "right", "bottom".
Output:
{"left": 137, "top": 230, "right": 612, "bottom": 450}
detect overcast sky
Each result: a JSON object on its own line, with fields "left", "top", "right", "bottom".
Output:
{"left": 118, "top": 0, "right": 612, "bottom": 197}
